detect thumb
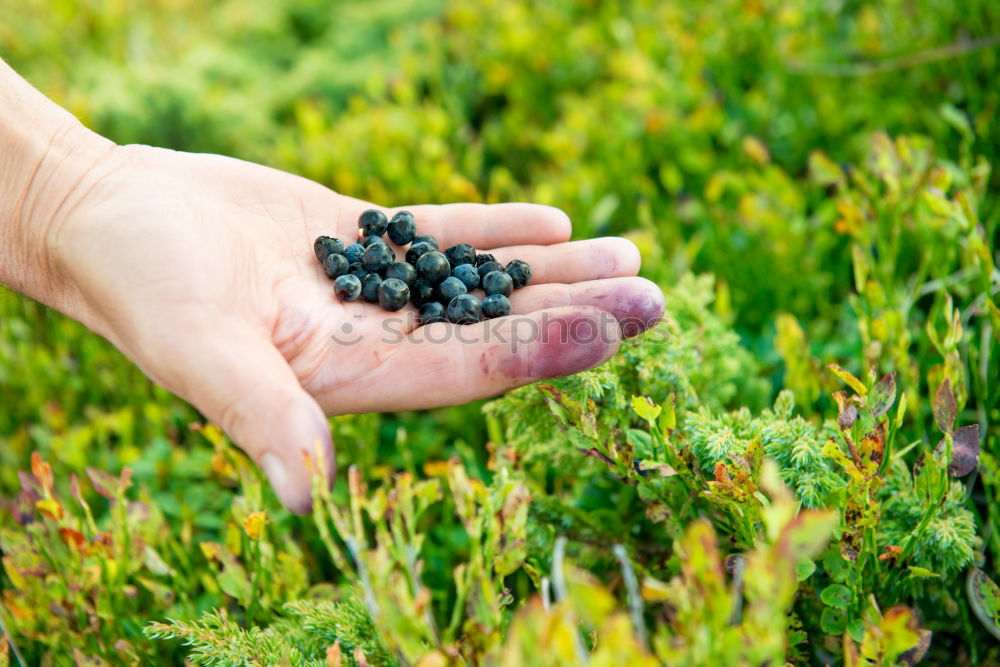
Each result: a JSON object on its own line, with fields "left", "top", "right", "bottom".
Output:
{"left": 158, "top": 322, "right": 334, "bottom": 514}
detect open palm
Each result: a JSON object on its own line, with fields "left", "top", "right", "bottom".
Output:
{"left": 51, "top": 145, "right": 664, "bottom": 511}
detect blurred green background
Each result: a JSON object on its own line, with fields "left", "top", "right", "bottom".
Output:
{"left": 1, "top": 0, "right": 998, "bottom": 664}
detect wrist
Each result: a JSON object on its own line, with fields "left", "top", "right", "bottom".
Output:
{"left": 0, "top": 59, "right": 116, "bottom": 314}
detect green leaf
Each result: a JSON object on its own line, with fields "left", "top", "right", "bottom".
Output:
{"left": 922, "top": 188, "right": 955, "bottom": 217}
{"left": 631, "top": 395, "right": 661, "bottom": 423}
{"left": 827, "top": 364, "right": 866, "bottom": 396}
{"left": 796, "top": 558, "right": 816, "bottom": 582}
{"left": 821, "top": 606, "right": 847, "bottom": 635}
{"left": 933, "top": 379, "right": 957, "bottom": 434}
{"left": 907, "top": 566, "right": 940, "bottom": 579}
{"left": 820, "top": 583, "right": 852, "bottom": 610}
{"left": 968, "top": 568, "right": 1000, "bottom": 640}
{"left": 847, "top": 618, "right": 865, "bottom": 643}
{"left": 868, "top": 372, "right": 896, "bottom": 418}
{"left": 941, "top": 103, "right": 973, "bottom": 138}
{"left": 809, "top": 150, "right": 844, "bottom": 186}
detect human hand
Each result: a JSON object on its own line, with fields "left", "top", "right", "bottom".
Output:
{"left": 14, "top": 139, "right": 664, "bottom": 512}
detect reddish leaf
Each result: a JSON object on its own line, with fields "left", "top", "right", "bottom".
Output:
{"left": 86, "top": 467, "right": 119, "bottom": 499}
{"left": 31, "top": 452, "right": 54, "bottom": 494}
{"left": 937, "top": 424, "right": 980, "bottom": 477}
{"left": 933, "top": 379, "right": 957, "bottom": 434}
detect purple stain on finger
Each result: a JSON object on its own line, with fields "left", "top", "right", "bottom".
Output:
{"left": 499, "top": 310, "right": 618, "bottom": 379}
{"left": 584, "top": 282, "right": 665, "bottom": 338}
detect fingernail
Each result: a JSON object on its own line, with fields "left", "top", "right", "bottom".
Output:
{"left": 260, "top": 452, "right": 287, "bottom": 491}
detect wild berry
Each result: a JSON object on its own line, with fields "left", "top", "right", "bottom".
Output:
{"left": 411, "top": 278, "right": 436, "bottom": 307}
{"left": 405, "top": 241, "right": 434, "bottom": 265}
{"left": 418, "top": 302, "right": 446, "bottom": 325}
{"left": 447, "top": 294, "right": 482, "bottom": 324}
{"left": 475, "top": 253, "right": 497, "bottom": 267}
{"left": 482, "top": 270, "right": 513, "bottom": 296}
{"left": 378, "top": 278, "right": 410, "bottom": 311}
{"left": 506, "top": 259, "right": 532, "bottom": 288}
{"left": 444, "top": 243, "right": 476, "bottom": 268}
{"left": 314, "top": 236, "right": 344, "bottom": 262}
{"left": 364, "top": 241, "right": 395, "bottom": 273}
{"left": 359, "top": 209, "right": 388, "bottom": 237}
{"left": 412, "top": 234, "right": 439, "bottom": 250}
{"left": 452, "top": 264, "right": 480, "bottom": 291}
{"left": 385, "top": 261, "right": 417, "bottom": 286}
{"left": 334, "top": 274, "right": 362, "bottom": 301}
{"left": 477, "top": 260, "right": 502, "bottom": 280}
{"left": 344, "top": 242, "right": 365, "bottom": 264}
{"left": 361, "top": 273, "right": 382, "bottom": 302}
{"left": 361, "top": 234, "right": 382, "bottom": 248}
{"left": 349, "top": 262, "right": 367, "bottom": 280}
{"left": 482, "top": 293, "right": 511, "bottom": 318}
{"left": 416, "top": 251, "right": 450, "bottom": 284}
{"left": 323, "top": 253, "right": 350, "bottom": 279}
{"left": 437, "top": 276, "right": 467, "bottom": 303}
{"left": 387, "top": 211, "right": 417, "bottom": 245}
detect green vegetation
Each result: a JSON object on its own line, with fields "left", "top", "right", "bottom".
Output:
{"left": 2, "top": 0, "right": 998, "bottom": 664}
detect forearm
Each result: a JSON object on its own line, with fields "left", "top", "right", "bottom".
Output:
{"left": 0, "top": 58, "right": 113, "bottom": 309}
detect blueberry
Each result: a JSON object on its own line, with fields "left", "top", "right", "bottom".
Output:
{"left": 482, "top": 293, "right": 511, "bottom": 318}
{"left": 444, "top": 243, "right": 476, "bottom": 268}
{"left": 344, "top": 242, "right": 365, "bottom": 264}
{"left": 334, "top": 274, "right": 362, "bottom": 301}
{"left": 359, "top": 209, "right": 388, "bottom": 237}
{"left": 361, "top": 234, "right": 383, "bottom": 248}
{"left": 475, "top": 253, "right": 497, "bottom": 267}
{"left": 405, "top": 241, "right": 434, "bottom": 265}
{"left": 364, "top": 241, "right": 395, "bottom": 273}
{"left": 452, "top": 263, "right": 480, "bottom": 291}
{"left": 482, "top": 270, "right": 513, "bottom": 296}
{"left": 361, "top": 273, "right": 382, "bottom": 302}
{"left": 385, "top": 261, "right": 417, "bottom": 286}
{"left": 506, "top": 259, "right": 532, "bottom": 288}
{"left": 418, "top": 302, "right": 446, "bottom": 325}
{"left": 323, "top": 253, "right": 350, "bottom": 279}
{"left": 447, "top": 294, "right": 482, "bottom": 324}
{"left": 349, "top": 262, "right": 367, "bottom": 280}
{"left": 477, "top": 260, "right": 502, "bottom": 280}
{"left": 437, "top": 276, "right": 468, "bottom": 302}
{"left": 416, "top": 251, "right": 450, "bottom": 284}
{"left": 387, "top": 211, "right": 416, "bottom": 245}
{"left": 410, "top": 278, "right": 436, "bottom": 307}
{"left": 314, "top": 236, "right": 344, "bottom": 263}
{"left": 378, "top": 278, "right": 410, "bottom": 312}
{"left": 412, "top": 234, "right": 439, "bottom": 250}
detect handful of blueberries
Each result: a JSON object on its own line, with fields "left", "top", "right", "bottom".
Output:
{"left": 314, "top": 209, "right": 532, "bottom": 326}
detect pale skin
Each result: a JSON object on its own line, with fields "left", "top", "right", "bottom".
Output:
{"left": 0, "top": 59, "right": 664, "bottom": 512}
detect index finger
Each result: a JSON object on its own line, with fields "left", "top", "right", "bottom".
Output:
{"left": 335, "top": 197, "right": 573, "bottom": 249}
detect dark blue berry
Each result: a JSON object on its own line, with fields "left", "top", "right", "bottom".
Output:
{"left": 359, "top": 209, "right": 388, "bottom": 237}
{"left": 437, "top": 276, "right": 467, "bottom": 303}
{"left": 405, "top": 241, "right": 434, "bottom": 265}
{"left": 361, "top": 273, "right": 382, "bottom": 302}
{"left": 411, "top": 279, "right": 436, "bottom": 307}
{"left": 387, "top": 211, "right": 416, "bottom": 245}
{"left": 416, "top": 251, "right": 450, "bottom": 284}
{"left": 364, "top": 242, "right": 394, "bottom": 273}
{"left": 444, "top": 243, "right": 476, "bottom": 268}
{"left": 475, "top": 253, "right": 496, "bottom": 267}
{"left": 412, "top": 234, "right": 439, "bottom": 250}
{"left": 334, "top": 274, "right": 362, "bottom": 301}
{"left": 481, "top": 293, "right": 511, "bottom": 318}
{"left": 314, "top": 236, "right": 344, "bottom": 262}
{"left": 418, "top": 302, "right": 446, "bottom": 325}
{"left": 447, "top": 294, "right": 482, "bottom": 324}
{"left": 343, "top": 242, "right": 365, "bottom": 264}
{"left": 378, "top": 278, "right": 410, "bottom": 311}
{"left": 482, "top": 270, "right": 513, "bottom": 296}
{"left": 477, "top": 260, "right": 502, "bottom": 280}
{"left": 349, "top": 262, "right": 367, "bottom": 280}
{"left": 452, "top": 264, "right": 480, "bottom": 291}
{"left": 385, "top": 261, "right": 417, "bottom": 286}
{"left": 361, "top": 234, "right": 382, "bottom": 248}
{"left": 506, "top": 259, "right": 532, "bottom": 288}
{"left": 323, "top": 253, "right": 350, "bottom": 279}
